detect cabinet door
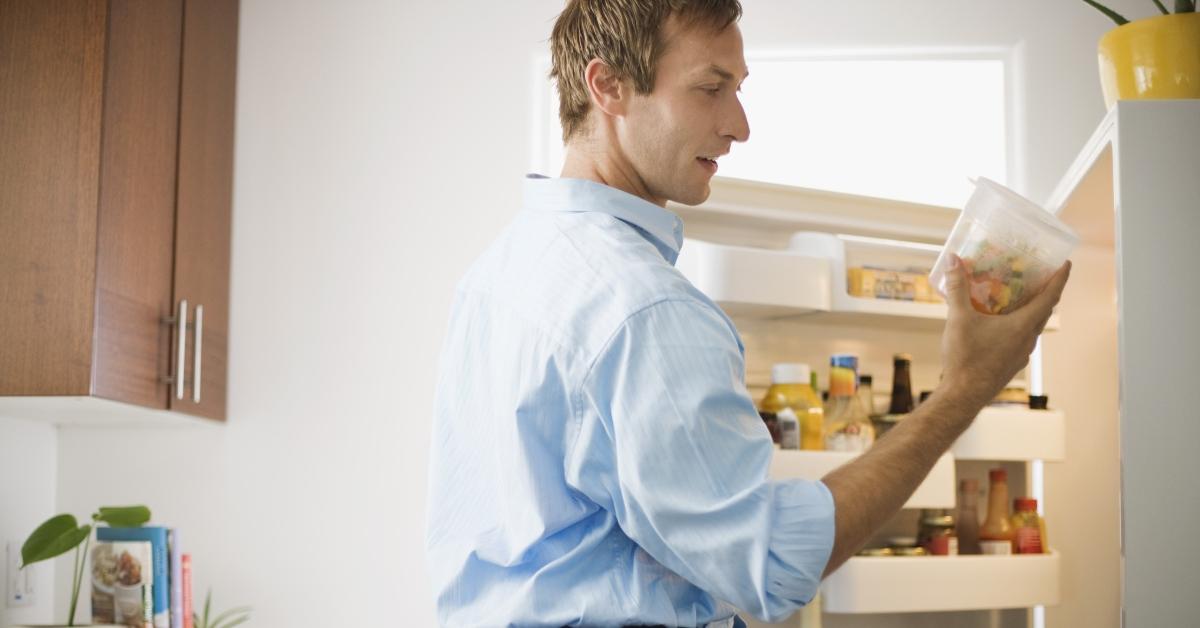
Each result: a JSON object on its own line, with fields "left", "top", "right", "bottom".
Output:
{"left": 170, "top": 0, "right": 239, "bottom": 420}
{"left": 0, "top": 0, "right": 107, "bottom": 395}
{"left": 91, "top": 0, "right": 185, "bottom": 409}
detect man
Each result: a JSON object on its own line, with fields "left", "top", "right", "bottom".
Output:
{"left": 426, "top": 1, "right": 1070, "bottom": 626}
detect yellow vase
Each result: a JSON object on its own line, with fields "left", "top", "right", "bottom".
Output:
{"left": 1098, "top": 12, "right": 1200, "bottom": 109}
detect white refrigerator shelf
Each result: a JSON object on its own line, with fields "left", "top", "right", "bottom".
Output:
{"left": 952, "top": 406, "right": 1066, "bottom": 462}
{"left": 821, "top": 550, "right": 1061, "bottom": 613}
{"left": 768, "top": 450, "right": 955, "bottom": 509}
{"left": 677, "top": 235, "right": 1059, "bottom": 331}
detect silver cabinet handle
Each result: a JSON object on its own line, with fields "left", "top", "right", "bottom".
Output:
{"left": 176, "top": 299, "right": 188, "bottom": 400}
{"left": 193, "top": 304, "right": 203, "bottom": 403}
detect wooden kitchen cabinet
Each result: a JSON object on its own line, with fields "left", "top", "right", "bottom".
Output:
{"left": 0, "top": 0, "right": 238, "bottom": 422}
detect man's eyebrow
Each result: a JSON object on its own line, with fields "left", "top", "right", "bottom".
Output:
{"left": 701, "top": 64, "right": 749, "bottom": 82}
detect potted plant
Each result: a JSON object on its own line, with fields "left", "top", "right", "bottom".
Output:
{"left": 1081, "top": 1, "right": 1200, "bottom": 108}
{"left": 15, "top": 506, "right": 151, "bottom": 628}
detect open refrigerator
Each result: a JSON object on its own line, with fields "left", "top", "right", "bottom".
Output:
{"left": 667, "top": 101, "right": 1199, "bottom": 628}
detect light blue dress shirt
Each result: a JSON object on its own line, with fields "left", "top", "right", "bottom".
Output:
{"left": 427, "top": 175, "right": 835, "bottom": 627}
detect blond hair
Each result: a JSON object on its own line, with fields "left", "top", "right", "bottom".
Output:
{"left": 549, "top": 0, "right": 742, "bottom": 143}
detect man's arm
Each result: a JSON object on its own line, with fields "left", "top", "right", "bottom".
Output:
{"left": 821, "top": 254, "right": 1072, "bottom": 575}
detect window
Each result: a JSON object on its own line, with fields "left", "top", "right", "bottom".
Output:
{"left": 533, "top": 51, "right": 1012, "bottom": 209}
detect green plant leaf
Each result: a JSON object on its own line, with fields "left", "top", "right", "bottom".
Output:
{"left": 21, "top": 515, "right": 92, "bottom": 567}
{"left": 214, "top": 614, "right": 250, "bottom": 628}
{"left": 1080, "top": 0, "right": 1130, "bottom": 24}
{"left": 1175, "top": 0, "right": 1196, "bottom": 13}
{"left": 209, "top": 606, "right": 251, "bottom": 628}
{"left": 93, "top": 505, "right": 151, "bottom": 527}
{"left": 1154, "top": 0, "right": 1171, "bottom": 14}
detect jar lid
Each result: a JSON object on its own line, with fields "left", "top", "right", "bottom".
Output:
{"left": 859, "top": 374, "right": 873, "bottom": 385}
{"left": 771, "top": 363, "right": 811, "bottom": 384}
{"left": 920, "top": 514, "right": 956, "bottom": 528}
{"left": 989, "top": 468, "right": 1008, "bottom": 482}
{"left": 1014, "top": 497, "right": 1038, "bottom": 512}
{"left": 1029, "top": 394, "right": 1049, "bottom": 410}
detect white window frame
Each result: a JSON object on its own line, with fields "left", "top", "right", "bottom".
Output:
{"left": 531, "top": 43, "right": 1027, "bottom": 205}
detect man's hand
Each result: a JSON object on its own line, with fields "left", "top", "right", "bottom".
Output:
{"left": 938, "top": 255, "right": 1072, "bottom": 411}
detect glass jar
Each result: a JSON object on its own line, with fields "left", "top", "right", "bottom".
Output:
{"left": 761, "top": 363, "right": 824, "bottom": 450}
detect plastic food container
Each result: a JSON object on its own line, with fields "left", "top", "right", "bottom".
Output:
{"left": 930, "top": 177, "right": 1079, "bottom": 314}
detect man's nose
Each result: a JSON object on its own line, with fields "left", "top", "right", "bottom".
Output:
{"left": 724, "top": 97, "right": 750, "bottom": 143}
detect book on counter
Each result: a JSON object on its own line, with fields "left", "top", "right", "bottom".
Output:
{"left": 97, "top": 526, "right": 171, "bottom": 628}
{"left": 91, "top": 540, "right": 153, "bottom": 628}
{"left": 181, "top": 553, "right": 194, "bottom": 628}
{"left": 169, "top": 529, "right": 183, "bottom": 628}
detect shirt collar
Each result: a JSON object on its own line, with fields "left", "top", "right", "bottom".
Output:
{"left": 523, "top": 174, "right": 685, "bottom": 264}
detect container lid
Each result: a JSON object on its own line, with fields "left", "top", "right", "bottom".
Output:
{"left": 969, "top": 176, "right": 1080, "bottom": 246}
{"left": 859, "top": 374, "right": 873, "bottom": 385}
{"left": 830, "top": 354, "right": 859, "bottom": 370}
{"left": 1029, "top": 394, "right": 1049, "bottom": 410}
{"left": 771, "top": 363, "right": 811, "bottom": 385}
{"left": 1014, "top": 497, "right": 1038, "bottom": 512}
{"left": 893, "top": 353, "right": 913, "bottom": 362}
{"left": 989, "top": 468, "right": 1008, "bottom": 482}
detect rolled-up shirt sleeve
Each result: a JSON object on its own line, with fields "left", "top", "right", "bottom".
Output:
{"left": 564, "top": 297, "right": 835, "bottom": 622}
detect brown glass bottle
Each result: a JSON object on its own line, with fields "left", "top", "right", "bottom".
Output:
{"left": 956, "top": 479, "right": 982, "bottom": 554}
{"left": 887, "top": 353, "right": 915, "bottom": 415}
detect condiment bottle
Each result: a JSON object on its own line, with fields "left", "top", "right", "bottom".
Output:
{"left": 759, "top": 411, "right": 781, "bottom": 447}
{"left": 887, "top": 353, "right": 915, "bottom": 416}
{"left": 956, "top": 479, "right": 982, "bottom": 555}
{"left": 760, "top": 363, "right": 824, "bottom": 451}
{"left": 823, "top": 355, "right": 875, "bottom": 452}
{"left": 917, "top": 509, "right": 957, "bottom": 555}
{"left": 1010, "top": 498, "right": 1047, "bottom": 554}
{"left": 776, "top": 408, "right": 800, "bottom": 450}
{"left": 857, "top": 374, "right": 876, "bottom": 418}
{"left": 875, "top": 354, "right": 914, "bottom": 438}
{"left": 979, "top": 468, "right": 1014, "bottom": 554}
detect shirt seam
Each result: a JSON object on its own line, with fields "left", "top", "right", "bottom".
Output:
{"left": 565, "top": 295, "right": 733, "bottom": 494}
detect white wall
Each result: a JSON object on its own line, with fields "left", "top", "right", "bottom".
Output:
{"left": 40, "top": 0, "right": 1146, "bottom": 626}
{"left": 0, "top": 419, "right": 57, "bottom": 627}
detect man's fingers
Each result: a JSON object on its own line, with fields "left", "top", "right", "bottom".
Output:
{"left": 1020, "top": 260, "right": 1072, "bottom": 324}
{"left": 942, "top": 254, "right": 974, "bottom": 317}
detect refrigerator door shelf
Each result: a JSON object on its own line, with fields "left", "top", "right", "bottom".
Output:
{"left": 768, "top": 450, "right": 955, "bottom": 509}
{"left": 821, "top": 550, "right": 1061, "bottom": 614}
{"left": 679, "top": 235, "right": 1060, "bottom": 331}
{"left": 953, "top": 406, "right": 1067, "bottom": 462}
{"left": 675, "top": 238, "right": 830, "bottom": 318}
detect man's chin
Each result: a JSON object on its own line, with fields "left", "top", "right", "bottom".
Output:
{"left": 671, "top": 182, "right": 711, "bottom": 206}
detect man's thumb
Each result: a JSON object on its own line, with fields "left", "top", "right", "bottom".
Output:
{"left": 942, "top": 254, "right": 972, "bottom": 313}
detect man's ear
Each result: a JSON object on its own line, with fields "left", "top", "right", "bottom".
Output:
{"left": 583, "top": 58, "right": 629, "bottom": 118}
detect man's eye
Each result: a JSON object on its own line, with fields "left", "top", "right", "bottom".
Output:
{"left": 703, "top": 86, "right": 720, "bottom": 95}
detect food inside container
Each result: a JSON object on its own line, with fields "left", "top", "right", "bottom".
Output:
{"left": 930, "top": 177, "right": 1078, "bottom": 315}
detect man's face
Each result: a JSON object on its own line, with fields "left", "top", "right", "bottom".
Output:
{"left": 618, "top": 17, "right": 750, "bottom": 206}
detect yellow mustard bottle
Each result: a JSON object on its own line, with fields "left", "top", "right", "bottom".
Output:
{"left": 760, "top": 363, "right": 824, "bottom": 450}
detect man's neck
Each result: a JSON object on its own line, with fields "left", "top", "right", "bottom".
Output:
{"left": 558, "top": 142, "right": 666, "bottom": 207}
